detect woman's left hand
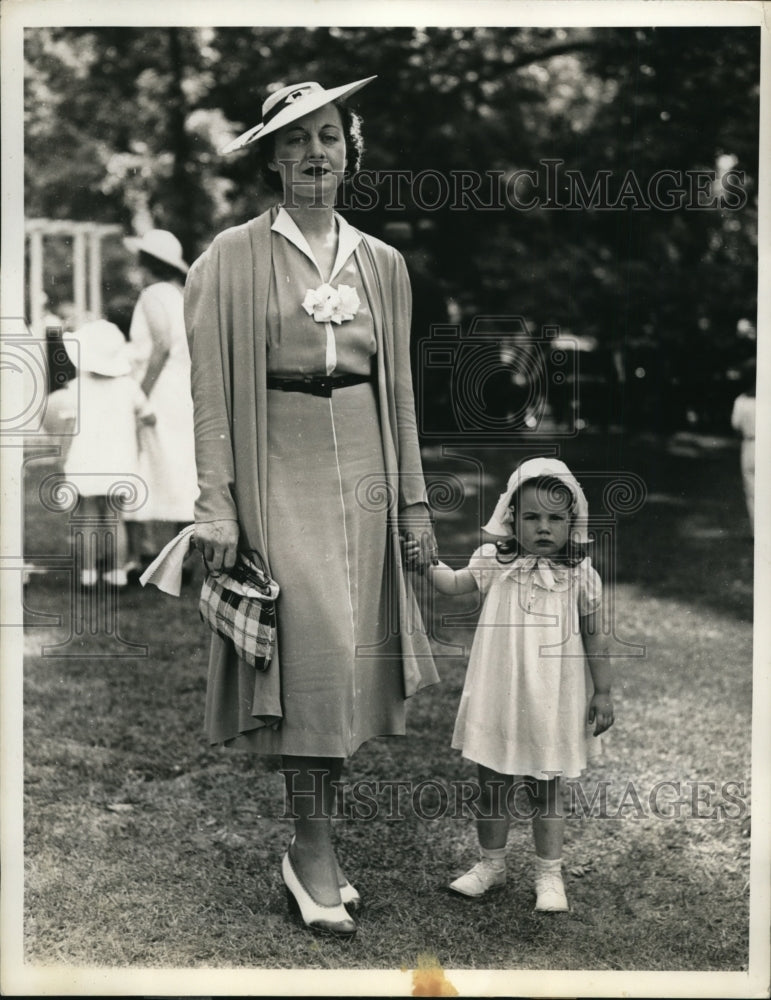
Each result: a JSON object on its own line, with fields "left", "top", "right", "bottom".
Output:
{"left": 588, "top": 693, "right": 614, "bottom": 736}
{"left": 403, "top": 534, "right": 422, "bottom": 569}
{"left": 399, "top": 502, "right": 437, "bottom": 573}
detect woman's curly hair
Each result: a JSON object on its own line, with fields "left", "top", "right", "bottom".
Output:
{"left": 253, "top": 101, "right": 365, "bottom": 194}
{"left": 495, "top": 475, "right": 588, "bottom": 566}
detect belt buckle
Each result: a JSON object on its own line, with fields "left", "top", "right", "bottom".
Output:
{"left": 310, "top": 376, "right": 334, "bottom": 397}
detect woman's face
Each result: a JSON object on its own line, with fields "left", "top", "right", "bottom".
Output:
{"left": 513, "top": 482, "right": 572, "bottom": 557}
{"left": 269, "top": 103, "right": 347, "bottom": 207}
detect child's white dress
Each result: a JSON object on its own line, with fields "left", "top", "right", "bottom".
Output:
{"left": 62, "top": 373, "right": 151, "bottom": 496}
{"left": 451, "top": 543, "right": 602, "bottom": 779}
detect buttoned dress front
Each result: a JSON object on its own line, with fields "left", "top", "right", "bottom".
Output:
{"left": 451, "top": 544, "right": 603, "bottom": 779}
{"left": 184, "top": 207, "right": 438, "bottom": 757}
{"left": 253, "top": 210, "right": 403, "bottom": 757}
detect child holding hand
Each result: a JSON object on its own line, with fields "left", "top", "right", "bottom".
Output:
{"left": 407, "top": 457, "right": 613, "bottom": 911}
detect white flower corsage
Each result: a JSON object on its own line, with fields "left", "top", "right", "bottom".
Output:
{"left": 302, "top": 283, "right": 361, "bottom": 325}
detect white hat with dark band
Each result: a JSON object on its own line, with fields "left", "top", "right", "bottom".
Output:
{"left": 220, "top": 76, "right": 376, "bottom": 154}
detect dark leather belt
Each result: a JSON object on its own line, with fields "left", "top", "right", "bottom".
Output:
{"left": 266, "top": 373, "right": 371, "bottom": 398}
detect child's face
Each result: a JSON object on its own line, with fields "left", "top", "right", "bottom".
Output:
{"left": 513, "top": 482, "right": 572, "bottom": 556}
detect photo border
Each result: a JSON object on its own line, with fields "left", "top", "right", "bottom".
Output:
{"left": 2, "top": 1, "right": 769, "bottom": 996}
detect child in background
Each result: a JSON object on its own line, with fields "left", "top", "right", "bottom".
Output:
{"left": 407, "top": 457, "right": 613, "bottom": 912}
{"left": 62, "top": 320, "right": 155, "bottom": 587}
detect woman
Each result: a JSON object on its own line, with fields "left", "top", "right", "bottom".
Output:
{"left": 185, "top": 77, "right": 439, "bottom": 937}
{"left": 124, "top": 229, "right": 198, "bottom": 572}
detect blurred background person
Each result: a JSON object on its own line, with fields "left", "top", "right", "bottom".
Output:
{"left": 731, "top": 358, "right": 756, "bottom": 536}
{"left": 123, "top": 229, "right": 198, "bottom": 579}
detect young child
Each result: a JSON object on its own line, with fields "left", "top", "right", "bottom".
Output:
{"left": 407, "top": 456, "right": 613, "bottom": 911}
{"left": 62, "top": 320, "right": 155, "bottom": 588}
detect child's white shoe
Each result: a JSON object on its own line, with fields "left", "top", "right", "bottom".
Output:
{"left": 534, "top": 859, "right": 569, "bottom": 912}
{"left": 80, "top": 569, "right": 98, "bottom": 588}
{"left": 103, "top": 568, "right": 128, "bottom": 588}
{"left": 448, "top": 858, "right": 506, "bottom": 898}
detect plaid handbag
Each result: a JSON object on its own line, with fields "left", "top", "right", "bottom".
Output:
{"left": 198, "top": 551, "right": 279, "bottom": 671}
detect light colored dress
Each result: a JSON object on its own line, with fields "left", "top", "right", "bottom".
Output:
{"left": 63, "top": 373, "right": 151, "bottom": 496}
{"left": 452, "top": 544, "right": 602, "bottom": 778}
{"left": 243, "top": 209, "right": 403, "bottom": 757}
{"left": 127, "top": 281, "right": 198, "bottom": 522}
{"left": 184, "top": 207, "right": 438, "bottom": 749}
{"left": 731, "top": 393, "right": 755, "bottom": 524}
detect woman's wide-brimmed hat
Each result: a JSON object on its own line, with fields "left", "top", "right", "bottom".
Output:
{"left": 220, "top": 76, "right": 377, "bottom": 154}
{"left": 483, "top": 457, "right": 590, "bottom": 543}
{"left": 65, "top": 319, "right": 132, "bottom": 378}
{"left": 124, "top": 229, "right": 189, "bottom": 274}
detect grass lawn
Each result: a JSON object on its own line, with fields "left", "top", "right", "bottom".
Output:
{"left": 18, "top": 429, "right": 753, "bottom": 973}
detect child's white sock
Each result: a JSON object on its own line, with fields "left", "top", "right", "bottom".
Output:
{"left": 479, "top": 845, "right": 507, "bottom": 871}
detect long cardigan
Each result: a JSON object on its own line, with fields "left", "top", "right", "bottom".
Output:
{"left": 184, "top": 207, "right": 439, "bottom": 744}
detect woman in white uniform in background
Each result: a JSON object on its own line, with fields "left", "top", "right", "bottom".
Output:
{"left": 124, "top": 229, "right": 198, "bottom": 574}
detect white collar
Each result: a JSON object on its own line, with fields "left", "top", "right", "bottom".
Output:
{"left": 272, "top": 206, "right": 362, "bottom": 282}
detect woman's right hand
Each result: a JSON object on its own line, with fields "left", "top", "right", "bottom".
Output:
{"left": 193, "top": 519, "right": 239, "bottom": 572}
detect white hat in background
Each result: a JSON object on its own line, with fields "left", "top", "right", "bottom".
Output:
{"left": 221, "top": 76, "right": 377, "bottom": 154}
{"left": 64, "top": 319, "right": 132, "bottom": 378}
{"left": 124, "top": 229, "right": 189, "bottom": 274}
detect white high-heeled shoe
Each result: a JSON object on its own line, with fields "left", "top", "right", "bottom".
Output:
{"left": 287, "top": 836, "right": 361, "bottom": 912}
{"left": 281, "top": 850, "right": 357, "bottom": 938}
{"left": 339, "top": 879, "right": 361, "bottom": 912}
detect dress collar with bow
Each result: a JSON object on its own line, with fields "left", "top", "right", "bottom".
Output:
{"left": 498, "top": 553, "right": 572, "bottom": 591}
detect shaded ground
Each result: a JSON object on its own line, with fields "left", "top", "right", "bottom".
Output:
{"left": 18, "top": 429, "right": 752, "bottom": 973}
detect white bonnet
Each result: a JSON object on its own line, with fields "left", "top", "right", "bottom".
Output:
{"left": 64, "top": 319, "right": 131, "bottom": 378}
{"left": 483, "top": 456, "right": 590, "bottom": 543}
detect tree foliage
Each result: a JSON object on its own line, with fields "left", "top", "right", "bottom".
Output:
{"left": 24, "top": 25, "right": 759, "bottom": 428}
